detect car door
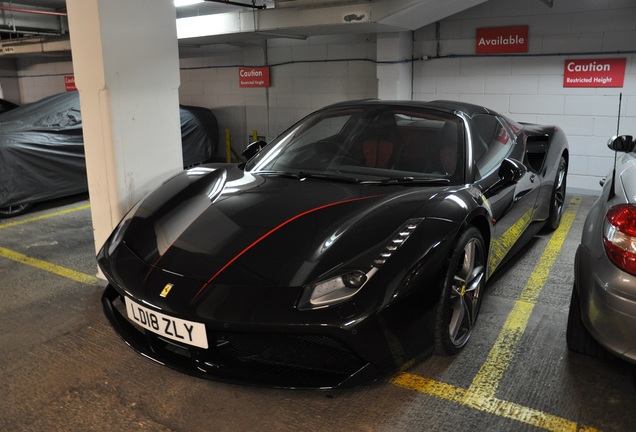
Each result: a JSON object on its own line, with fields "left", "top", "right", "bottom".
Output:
{"left": 470, "top": 114, "right": 542, "bottom": 276}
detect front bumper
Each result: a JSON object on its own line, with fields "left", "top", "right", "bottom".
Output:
{"left": 575, "top": 244, "right": 636, "bottom": 363}
{"left": 102, "top": 284, "right": 384, "bottom": 389}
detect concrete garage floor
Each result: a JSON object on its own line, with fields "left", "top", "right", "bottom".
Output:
{"left": 1, "top": 194, "right": 635, "bottom": 432}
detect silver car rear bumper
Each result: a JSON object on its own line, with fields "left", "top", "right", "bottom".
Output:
{"left": 575, "top": 243, "right": 636, "bottom": 363}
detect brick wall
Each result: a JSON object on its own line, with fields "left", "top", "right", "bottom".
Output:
{"left": 413, "top": 0, "right": 636, "bottom": 193}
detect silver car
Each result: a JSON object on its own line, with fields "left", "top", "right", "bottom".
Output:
{"left": 567, "top": 135, "right": 636, "bottom": 362}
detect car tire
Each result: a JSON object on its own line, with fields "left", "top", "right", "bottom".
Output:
{"left": 546, "top": 155, "right": 567, "bottom": 231}
{"left": 0, "top": 203, "right": 32, "bottom": 218}
{"left": 434, "top": 226, "right": 486, "bottom": 355}
{"left": 566, "top": 285, "right": 609, "bottom": 359}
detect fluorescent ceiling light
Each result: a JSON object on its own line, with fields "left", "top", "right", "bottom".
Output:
{"left": 174, "top": 0, "right": 204, "bottom": 7}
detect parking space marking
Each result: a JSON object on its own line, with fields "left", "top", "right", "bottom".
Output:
{"left": 0, "top": 203, "right": 90, "bottom": 230}
{"left": 468, "top": 197, "right": 581, "bottom": 399}
{"left": 488, "top": 207, "right": 534, "bottom": 276}
{"left": 391, "top": 372, "right": 596, "bottom": 432}
{"left": 391, "top": 198, "right": 597, "bottom": 431}
{"left": 0, "top": 204, "right": 96, "bottom": 285}
{"left": 0, "top": 247, "right": 98, "bottom": 285}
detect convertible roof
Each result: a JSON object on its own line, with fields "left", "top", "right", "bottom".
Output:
{"left": 324, "top": 99, "right": 497, "bottom": 118}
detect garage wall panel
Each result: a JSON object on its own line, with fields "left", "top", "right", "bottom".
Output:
{"left": 463, "top": 58, "right": 512, "bottom": 76}
{"left": 291, "top": 44, "right": 328, "bottom": 62}
{"left": 436, "top": 75, "right": 485, "bottom": 94}
{"left": 572, "top": 10, "right": 635, "bottom": 33}
{"left": 575, "top": 136, "right": 618, "bottom": 159}
{"left": 16, "top": 58, "right": 72, "bottom": 103}
{"left": 510, "top": 57, "right": 563, "bottom": 76}
{"left": 266, "top": 46, "right": 292, "bottom": 65}
{"left": 564, "top": 96, "right": 624, "bottom": 117}
{"left": 310, "top": 62, "right": 348, "bottom": 78}
{"left": 328, "top": 42, "right": 374, "bottom": 61}
{"left": 541, "top": 33, "right": 603, "bottom": 53}
{"left": 603, "top": 30, "right": 636, "bottom": 51}
{"left": 568, "top": 155, "right": 588, "bottom": 177}
{"left": 509, "top": 95, "right": 565, "bottom": 115}
{"left": 485, "top": 75, "right": 538, "bottom": 95}
{"left": 416, "top": 58, "right": 461, "bottom": 77}
{"left": 413, "top": 0, "right": 636, "bottom": 194}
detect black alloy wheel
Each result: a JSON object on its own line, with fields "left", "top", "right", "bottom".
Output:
{"left": 547, "top": 156, "right": 567, "bottom": 231}
{"left": 434, "top": 226, "right": 486, "bottom": 355}
{"left": 0, "top": 203, "right": 32, "bottom": 218}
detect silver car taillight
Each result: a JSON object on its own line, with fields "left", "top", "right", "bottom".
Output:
{"left": 603, "top": 204, "right": 636, "bottom": 276}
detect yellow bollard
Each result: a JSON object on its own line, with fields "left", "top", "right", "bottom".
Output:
{"left": 225, "top": 128, "right": 231, "bottom": 163}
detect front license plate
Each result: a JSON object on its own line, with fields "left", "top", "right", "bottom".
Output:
{"left": 125, "top": 297, "right": 208, "bottom": 349}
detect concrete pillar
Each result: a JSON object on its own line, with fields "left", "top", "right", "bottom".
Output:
{"left": 66, "top": 0, "right": 182, "bottom": 275}
{"left": 377, "top": 32, "right": 413, "bottom": 100}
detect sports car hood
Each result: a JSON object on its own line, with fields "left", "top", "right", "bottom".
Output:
{"left": 117, "top": 164, "right": 444, "bottom": 288}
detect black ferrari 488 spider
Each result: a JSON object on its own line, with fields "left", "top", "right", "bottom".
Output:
{"left": 99, "top": 99, "right": 569, "bottom": 389}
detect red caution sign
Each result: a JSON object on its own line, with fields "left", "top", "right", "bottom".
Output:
{"left": 239, "top": 67, "right": 270, "bottom": 88}
{"left": 563, "top": 58, "right": 626, "bottom": 88}
{"left": 65, "top": 75, "right": 77, "bottom": 92}
{"left": 476, "top": 26, "right": 528, "bottom": 54}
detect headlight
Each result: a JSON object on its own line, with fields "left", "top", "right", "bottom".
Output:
{"left": 302, "top": 218, "right": 422, "bottom": 309}
{"left": 309, "top": 268, "right": 377, "bottom": 306}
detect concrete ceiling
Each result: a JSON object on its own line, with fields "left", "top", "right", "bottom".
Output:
{"left": 176, "top": 0, "right": 488, "bottom": 48}
{"left": 0, "top": 0, "right": 488, "bottom": 57}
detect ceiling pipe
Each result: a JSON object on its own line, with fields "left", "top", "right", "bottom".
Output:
{"left": 204, "top": 0, "right": 267, "bottom": 10}
{"left": 0, "top": 6, "right": 67, "bottom": 16}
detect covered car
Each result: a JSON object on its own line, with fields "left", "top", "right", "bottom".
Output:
{"left": 567, "top": 135, "right": 636, "bottom": 363}
{"left": 0, "top": 92, "right": 218, "bottom": 216}
{"left": 98, "top": 99, "right": 569, "bottom": 389}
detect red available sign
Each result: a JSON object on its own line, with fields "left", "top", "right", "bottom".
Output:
{"left": 563, "top": 58, "right": 626, "bottom": 88}
{"left": 476, "top": 25, "right": 528, "bottom": 54}
{"left": 239, "top": 67, "right": 270, "bottom": 88}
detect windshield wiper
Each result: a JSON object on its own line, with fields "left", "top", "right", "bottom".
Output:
{"left": 256, "top": 170, "right": 301, "bottom": 179}
{"left": 256, "top": 170, "right": 359, "bottom": 183}
{"left": 256, "top": 171, "right": 449, "bottom": 186}
{"left": 358, "top": 177, "right": 451, "bottom": 185}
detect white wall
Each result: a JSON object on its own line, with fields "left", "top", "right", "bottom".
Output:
{"left": 9, "top": 0, "right": 636, "bottom": 194}
{"left": 413, "top": 0, "right": 636, "bottom": 194}
{"left": 178, "top": 33, "right": 378, "bottom": 155}
{"left": 15, "top": 56, "right": 73, "bottom": 103}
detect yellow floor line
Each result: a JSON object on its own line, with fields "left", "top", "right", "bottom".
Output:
{"left": 391, "top": 372, "right": 597, "bottom": 432}
{"left": 0, "top": 247, "right": 98, "bottom": 285}
{"left": 468, "top": 197, "right": 581, "bottom": 399}
{"left": 0, "top": 203, "right": 91, "bottom": 230}
{"left": 391, "top": 198, "right": 597, "bottom": 432}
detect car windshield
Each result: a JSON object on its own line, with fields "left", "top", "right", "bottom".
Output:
{"left": 245, "top": 105, "right": 465, "bottom": 184}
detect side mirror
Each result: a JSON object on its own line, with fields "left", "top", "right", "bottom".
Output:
{"left": 483, "top": 158, "right": 527, "bottom": 197}
{"left": 242, "top": 140, "right": 268, "bottom": 160}
{"left": 607, "top": 135, "right": 635, "bottom": 153}
{"left": 498, "top": 158, "right": 527, "bottom": 184}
